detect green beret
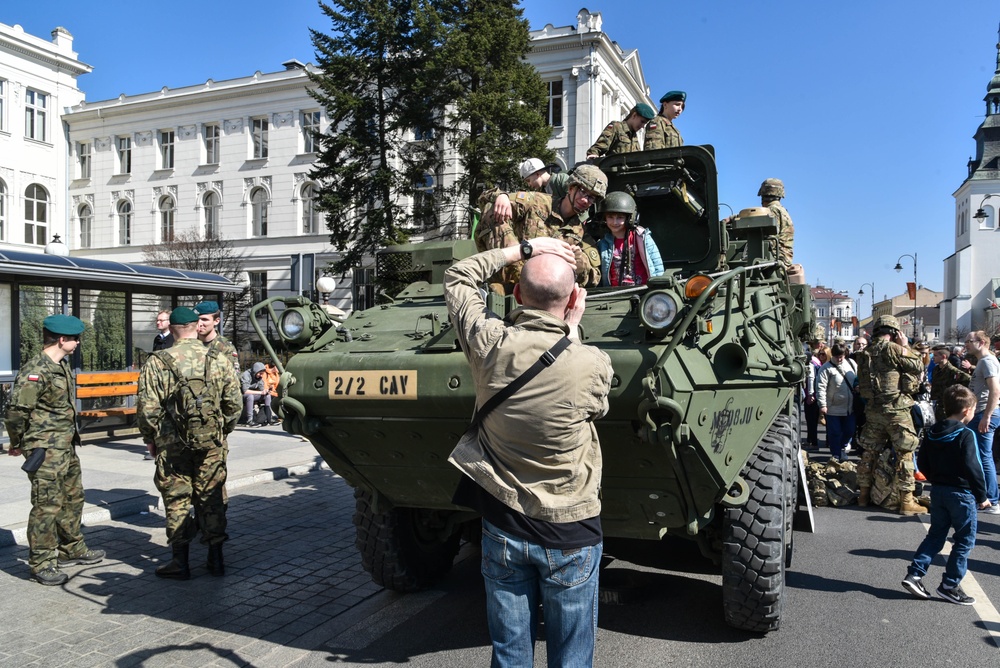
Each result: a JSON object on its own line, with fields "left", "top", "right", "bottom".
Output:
{"left": 43, "top": 314, "right": 85, "bottom": 336}
{"left": 659, "top": 90, "right": 687, "bottom": 103}
{"left": 194, "top": 301, "right": 220, "bottom": 315}
{"left": 170, "top": 307, "right": 199, "bottom": 325}
{"left": 634, "top": 103, "right": 656, "bottom": 120}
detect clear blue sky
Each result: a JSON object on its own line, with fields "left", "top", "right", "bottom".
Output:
{"left": 7, "top": 0, "right": 1000, "bottom": 318}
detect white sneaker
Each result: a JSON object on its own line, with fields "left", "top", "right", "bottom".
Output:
{"left": 981, "top": 504, "right": 1000, "bottom": 515}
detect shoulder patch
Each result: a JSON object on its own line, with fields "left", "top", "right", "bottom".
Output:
{"left": 514, "top": 191, "right": 529, "bottom": 202}
{"left": 26, "top": 374, "right": 40, "bottom": 382}
{"left": 605, "top": 123, "right": 615, "bottom": 130}
{"left": 585, "top": 247, "right": 601, "bottom": 266}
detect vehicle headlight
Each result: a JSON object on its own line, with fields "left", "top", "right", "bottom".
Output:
{"left": 640, "top": 291, "right": 680, "bottom": 333}
{"left": 280, "top": 310, "right": 306, "bottom": 339}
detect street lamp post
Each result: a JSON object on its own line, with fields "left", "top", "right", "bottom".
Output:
{"left": 894, "top": 253, "right": 918, "bottom": 341}
{"left": 973, "top": 194, "right": 1000, "bottom": 224}
{"left": 858, "top": 282, "right": 875, "bottom": 320}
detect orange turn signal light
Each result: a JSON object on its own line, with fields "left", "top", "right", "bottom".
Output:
{"left": 685, "top": 274, "right": 716, "bottom": 300}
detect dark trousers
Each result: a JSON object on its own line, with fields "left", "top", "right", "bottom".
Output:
{"left": 804, "top": 401, "right": 820, "bottom": 446}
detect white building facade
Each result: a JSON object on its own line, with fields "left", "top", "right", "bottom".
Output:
{"left": 0, "top": 23, "right": 90, "bottom": 251}
{"left": 942, "top": 26, "right": 1000, "bottom": 338}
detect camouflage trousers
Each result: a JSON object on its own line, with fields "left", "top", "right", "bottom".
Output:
{"left": 154, "top": 442, "right": 228, "bottom": 546}
{"left": 25, "top": 447, "right": 89, "bottom": 572}
{"left": 856, "top": 405, "right": 918, "bottom": 498}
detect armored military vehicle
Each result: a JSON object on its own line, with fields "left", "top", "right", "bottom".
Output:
{"left": 252, "top": 146, "right": 813, "bottom": 633}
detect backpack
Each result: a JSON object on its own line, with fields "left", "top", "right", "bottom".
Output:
{"left": 154, "top": 348, "right": 223, "bottom": 450}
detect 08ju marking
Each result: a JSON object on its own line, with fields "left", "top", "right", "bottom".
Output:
{"left": 327, "top": 370, "right": 418, "bottom": 400}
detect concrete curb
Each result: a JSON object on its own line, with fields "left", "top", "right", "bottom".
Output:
{"left": 0, "top": 458, "right": 330, "bottom": 548}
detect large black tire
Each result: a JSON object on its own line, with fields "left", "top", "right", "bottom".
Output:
{"left": 353, "top": 488, "right": 462, "bottom": 592}
{"left": 772, "top": 410, "right": 800, "bottom": 568}
{"left": 721, "top": 422, "right": 792, "bottom": 633}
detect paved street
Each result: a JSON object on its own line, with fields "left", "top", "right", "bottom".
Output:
{"left": 1, "top": 431, "right": 999, "bottom": 666}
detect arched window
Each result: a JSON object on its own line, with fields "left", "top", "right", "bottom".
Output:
{"left": 159, "top": 196, "right": 175, "bottom": 242}
{"left": 117, "top": 200, "right": 133, "bottom": 245}
{"left": 251, "top": 187, "right": 268, "bottom": 237}
{"left": 412, "top": 173, "right": 436, "bottom": 230}
{"left": 24, "top": 184, "right": 48, "bottom": 245}
{"left": 79, "top": 204, "right": 93, "bottom": 248}
{"left": 301, "top": 183, "right": 320, "bottom": 234}
{"left": 0, "top": 179, "right": 6, "bottom": 242}
{"left": 204, "top": 191, "right": 220, "bottom": 239}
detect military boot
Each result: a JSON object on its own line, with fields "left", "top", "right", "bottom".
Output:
{"left": 899, "top": 492, "right": 928, "bottom": 516}
{"left": 207, "top": 544, "right": 225, "bottom": 576}
{"left": 155, "top": 543, "right": 190, "bottom": 580}
{"left": 858, "top": 487, "right": 870, "bottom": 507}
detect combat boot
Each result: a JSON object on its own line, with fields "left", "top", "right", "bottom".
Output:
{"left": 155, "top": 543, "right": 190, "bottom": 580}
{"left": 207, "top": 543, "right": 225, "bottom": 576}
{"left": 899, "top": 492, "right": 928, "bottom": 516}
{"left": 858, "top": 487, "right": 870, "bottom": 507}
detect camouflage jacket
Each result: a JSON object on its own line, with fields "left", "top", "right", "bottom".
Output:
{"left": 643, "top": 115, "right": 683, "bottom": 150}
{"left": 854, "top": 349, "right": 872, "bottom": 401}
{"left": 588, "top": 120, "right": 640, "bottom": 158}
{"left": 865, "top": 338, "right": 924, "bottom": 409}
{"left": 474, "top": 191, "right": 600, "bottom": 292}
{"left": 767, "top": 201, "right": 794, "bottom": 265}
{"left": 930, "top": 360, "right": 971, "bottom": 420}
{"left": 4, "top": 353, "right": 79, "bottom": 451}
{"left": 137, "top": 338, "right": 242, "bottom": 448}
{"left": 206, "top": 335, "right": 240, "bottom": 374}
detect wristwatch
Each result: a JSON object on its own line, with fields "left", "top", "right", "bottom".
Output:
{"left": 520, "top": 240, "right": 533, "bottom": 261}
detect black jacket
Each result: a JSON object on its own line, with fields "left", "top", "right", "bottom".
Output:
{"left": 917, "top": 419, "right": 988, "bottom": 503}
{"left": 152, "top": 332, "right": 174, "bottom": 351}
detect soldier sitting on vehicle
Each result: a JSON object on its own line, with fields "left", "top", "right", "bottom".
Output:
{"left": 475, "top": 164, "right": 607, "bottom": 294}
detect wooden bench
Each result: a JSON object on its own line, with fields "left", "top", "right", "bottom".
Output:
{"left": 77, "top": 371, "right": 140, "bottom": 420}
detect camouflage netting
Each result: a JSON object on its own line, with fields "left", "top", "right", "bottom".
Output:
{"left": 802, "top": 452, "right": 859, "bottom": 507}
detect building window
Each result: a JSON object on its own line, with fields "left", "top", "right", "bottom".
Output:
{"left": 545, "top": 80, "right": 563, "bottom": 127}
{"left": 117, "top": 136, "right": 132, "bottom": 174}
{"left": 0, "top": 79, "right": 6, "bottom": 132}
{"left": 205, "top": 124, "right": 220, "bottom": 164}
{"left": 249, "top": 271, "right": 268, "bottom": 303}
{"left": 835, "top": 307, "right": 842, "bottom": 318}
{"left": 24, "top": 184, "right": 48, "bottom": 245}
{"left": 412, "top": 174, "right": 436, "bottom": 230}
{"left": 251, "top": 187, "right": 268, "bottom": 236}
{"left": 204, "top": 191, "right": 220, "bottom": 239}
{"left": 117, "top": 200, "right": 133, "bottom": 245}
{"left": 25, "top": 89, "right": 47, "bottom": 141}
{"left": 160, "top": 130, "right": 175, "bottom": 169}
{"left": 79, "top": 204, "right": 93, "bottom": 248}
{"left": 252, "top": 118, "right": 269, "bottom": 159}
{"left": 78, "top": 142, "right": 91, "bottom": 179}
{"left": 302, "top": 111, "right": 320, "bottom": 153}
{"left": 302, "top": 183, "right": 320, "bottom": 234}
{"left": 0, "top": 179, "right": 6, "bottom": 241}
{"left": 159, "top": 196, "right": 175, "bottom": 242}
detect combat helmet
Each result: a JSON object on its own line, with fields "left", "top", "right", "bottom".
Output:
{"left": 757, "top": 178, "right": 785, "bottom": 199}
{"left": 872, "top": 314, "right": 900, "bottom": 333}
{"left": 599, "top": 191, "right": 637, "bottom": 222}
{"left": 569, "top": 164, "right": 608, "bottom": 199}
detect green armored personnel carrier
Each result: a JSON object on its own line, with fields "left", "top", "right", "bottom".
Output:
{"left": 252, "top": 146, "right": 814, "bottom": 632}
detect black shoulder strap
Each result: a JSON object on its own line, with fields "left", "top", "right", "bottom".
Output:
{"left": 470, "top": 336, "right": 572, "bottom": 427}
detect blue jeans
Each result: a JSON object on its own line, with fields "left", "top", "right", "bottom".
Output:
{"left": 972, "top": 409, "right": 1000, "bottom": 504}
{"left": 480, "top": 520, "right": 601, "bottom": 668}
{"left": 825, "top": 413, "right": 856, "bottom": 460}
{"left": 907, "top": 485, "right": 977, "bottom": 589}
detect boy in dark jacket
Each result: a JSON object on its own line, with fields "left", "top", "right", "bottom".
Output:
{"left": 901, "top": 385, "right": 990, "bottom": 605}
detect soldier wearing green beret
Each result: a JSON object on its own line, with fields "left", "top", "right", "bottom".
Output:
{"left": 644, "top": 90, "right": 686, "bottom": 151}
{"left": 194, "top": 301, "right": 240, "bottom": 374}
{"left": 138, "top": 306, "right": 242, "bottom": 579}
{"left": 586, "top": 103, "right": 656, "bottom": 159}
{"left": 5, "top": 314, "right": 105, "bottom": 586}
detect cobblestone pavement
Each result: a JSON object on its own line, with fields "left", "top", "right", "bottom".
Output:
{"left": 0, "top": 470, "right": 387, "bottom": 667}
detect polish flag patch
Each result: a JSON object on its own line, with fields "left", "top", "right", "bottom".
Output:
{"left": 26, "top": 374, "right": 40, "bottom": 382}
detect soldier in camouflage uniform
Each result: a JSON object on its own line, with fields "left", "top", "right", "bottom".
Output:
{"left": 758, "top": 178, "right": 795, "bottom": 266}
{"left": 139, "top": 307, "right": 242, "bottom": 580}
{"left": 5, "top": 314, "right": 105, "bottom": 586}
{"left": 643, "top": 90, "right": 685, "bottom": 150}
{"left": 195, "top": 301, "right": 239, "bottom": 372}
{"left": 930, "top": 345, "right": 971, "bottom": 422}
{"left": 475, "top": 165, "right": 607, "bottom": 294}
{"left": 855, "top": 315, "right": 927, "bottom": 515}
{"left": 586, "top": 103, "right": 656, "bottom": 159}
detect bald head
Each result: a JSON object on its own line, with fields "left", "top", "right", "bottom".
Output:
{"left": 518, "top": 254, "right": 576, "bottom": 312}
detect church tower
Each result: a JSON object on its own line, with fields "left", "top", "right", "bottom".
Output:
{"left": 942, "top": 23, "right": 1000, "bottom": 338}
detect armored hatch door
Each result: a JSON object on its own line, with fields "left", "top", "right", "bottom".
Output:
{"left": 599, "top": 145, "right": 721, "bottom": 276}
